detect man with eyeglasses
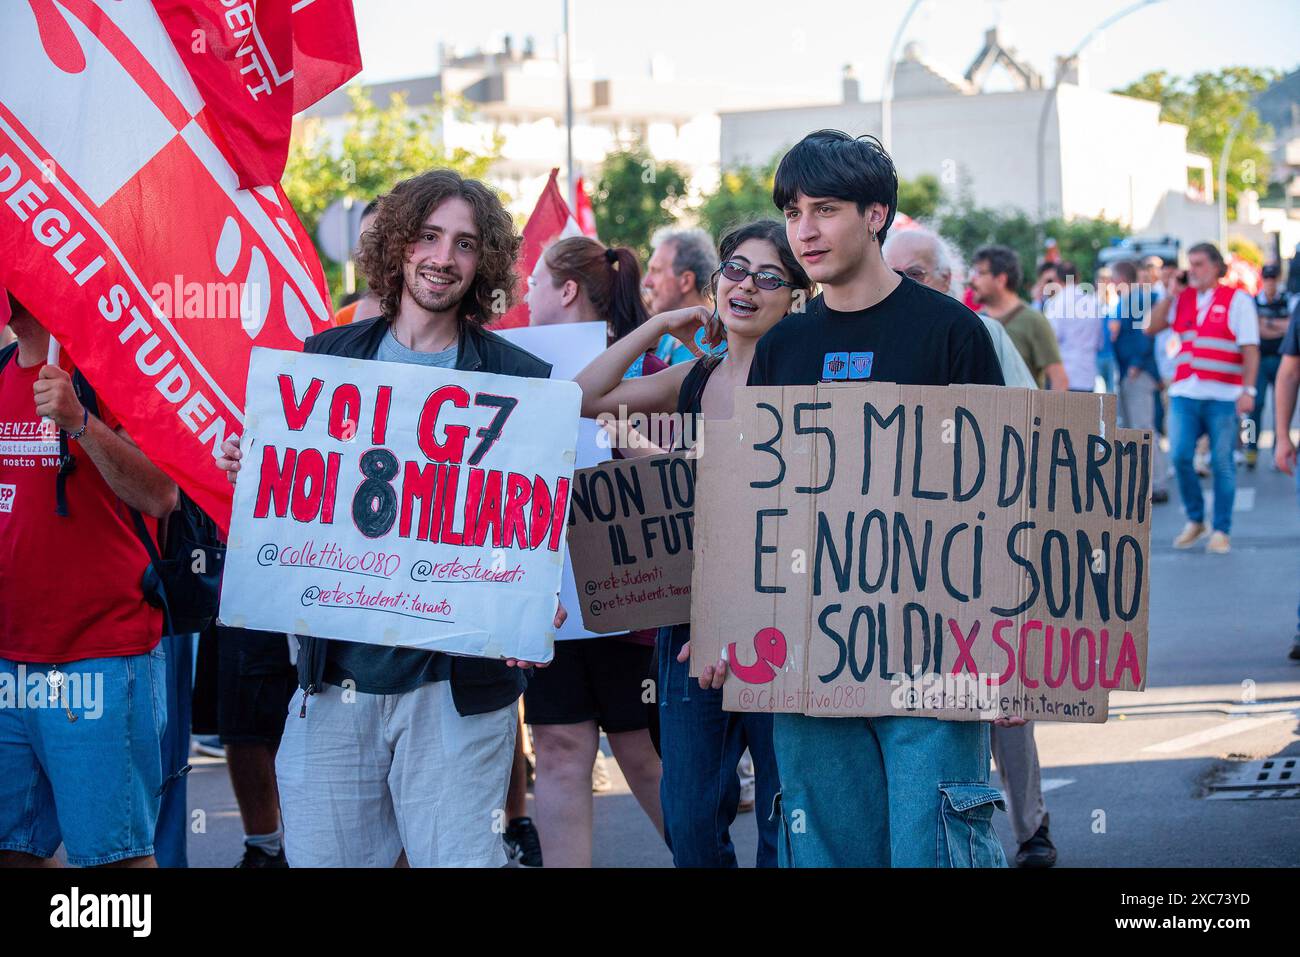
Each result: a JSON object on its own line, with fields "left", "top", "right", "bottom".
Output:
{"left": 882, "top": 226, "right": 1056, "bottom": 868}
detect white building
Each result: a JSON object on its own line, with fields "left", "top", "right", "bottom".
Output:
{"left": 300, "top": 38, "right": 811, "bottom": 216}
{"left": 720, "top": 29, "right": 1218, "bottom": 250}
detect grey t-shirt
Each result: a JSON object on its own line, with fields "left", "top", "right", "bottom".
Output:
{"left": 322, "top": 330, "right": 459, "bottom": 694}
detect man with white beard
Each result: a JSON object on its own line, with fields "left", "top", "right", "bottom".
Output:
{"left": 883, "top": 226, "right": 1057, "bottom": 868}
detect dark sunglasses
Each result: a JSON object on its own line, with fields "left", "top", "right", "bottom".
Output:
{"left": 718, "top": 260, "right": 796, "bottom": 291}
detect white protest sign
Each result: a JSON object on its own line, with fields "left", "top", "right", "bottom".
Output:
{"left": 219, "top": 347, "right": 581, "bottom": 662}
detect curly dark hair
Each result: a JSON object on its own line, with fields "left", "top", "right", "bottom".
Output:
{"left": 356, "top": 169, "right": 521, "bottom": 325}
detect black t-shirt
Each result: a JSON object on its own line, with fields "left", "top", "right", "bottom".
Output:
{"left": 747, "top": 276, "right": 1005, "bottom": 388}
{"left": 1281, "top": 303, "right": 1300, "bottom": 358}
{"left": 1257, "top": 292, "right": 1291, "bottom": 356}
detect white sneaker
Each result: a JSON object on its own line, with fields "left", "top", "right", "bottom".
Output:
{"left": 1172, "top": 521, "right": 1208, "bottom": 549}
{"left": 592, "top": 750, "right": 612, "bottom": 793}
{"left": 737, "top": 750, "right": 755, "bottom": 812}
{"left": 1206, "top": 531, "right": 1231, "bottom": 554}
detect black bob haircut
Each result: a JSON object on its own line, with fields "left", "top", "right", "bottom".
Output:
{"left": 772, "top": 129, "right": 899, "bottom": 244}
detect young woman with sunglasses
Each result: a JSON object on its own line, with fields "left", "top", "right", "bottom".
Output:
{"left": 574, "top": 220, "right": 814, "bottom": 867}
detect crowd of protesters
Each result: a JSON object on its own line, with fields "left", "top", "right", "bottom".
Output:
{"left": 3, "top": 127, "right": 1299, "bottom": 872}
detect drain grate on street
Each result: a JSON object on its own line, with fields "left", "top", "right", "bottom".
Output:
{"left": 1205, "top": 786, "right": 1300, "bottom": 801}
{"left": 1204, "top": 758, "right": 1299, "bottom": 799}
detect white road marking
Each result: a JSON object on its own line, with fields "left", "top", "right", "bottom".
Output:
{"left": 1141, "top": 713, "right": 1296, "bottom": 753}
{"left": 999, "top": 778, "right": 1074, "bottom": 804}
{"left": 1112, "top": 701, "right": 1300, "bottom": 718}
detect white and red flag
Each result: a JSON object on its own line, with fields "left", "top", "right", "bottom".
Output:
{"left": 154, "top": 0, "right": 360, "bottom": 188}
{"left": 0, "top": 0, "right": 360, "bottom": 531}
{"left": 493, "top": 168, "right": 584, "bottom": 330}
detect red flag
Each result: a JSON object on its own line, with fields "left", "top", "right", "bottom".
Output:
{"left": 153, "top": 0, "right": 361, "bottom": 189}
{"left": 0, "top": 0, "right": 341, "bottom": 531}
{"left": 574, "top": 176, "right": 598, "bottom": 239}
{"left": 492, "top": 169, "right": 583, "bottom": 330}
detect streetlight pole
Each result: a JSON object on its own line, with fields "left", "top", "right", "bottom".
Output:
{"left": 562, "top": 0, "right": 575, "bottom": 208}
{"left": 1035, "top": 0, "right": 1162, "bottom": 227}
{"left": 1218, "top": 113, "right": 1245, "bottom": 250}
{"left": 880, "top": 0, "right": 923, "bottom": 154}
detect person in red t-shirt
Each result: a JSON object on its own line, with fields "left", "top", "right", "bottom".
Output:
{"left": 0, "top": 293, "right": 177, "bottom": 869}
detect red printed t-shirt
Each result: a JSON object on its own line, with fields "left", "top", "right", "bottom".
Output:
{"left": 0, "top": 357, "right": 162, "bottom": 663}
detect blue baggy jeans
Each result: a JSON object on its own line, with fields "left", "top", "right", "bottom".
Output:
{"left": 771, "top": 712, "right": 1007, "bottom": 868}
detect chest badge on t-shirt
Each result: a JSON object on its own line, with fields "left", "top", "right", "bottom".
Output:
{"left": 848, "top": 352, "right": 874, "bottom": 379}
{"left": 822, "top": 352, "right": 849, "bottom": 380}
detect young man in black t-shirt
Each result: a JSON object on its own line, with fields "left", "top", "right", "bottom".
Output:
{"left": 745, "top": 130, "right": 1008, "bottom": 867}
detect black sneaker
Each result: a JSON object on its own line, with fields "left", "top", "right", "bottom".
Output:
{"left": 1015, "top": 823, "right": 1057, "bottom": 868}
{"left": 1151, "top": 489, "right": 1169, "bottom": 504}
{"left": 235, "top": 844, "right": 288, "bottom": 868}
{"left": 1289, "top": 637, "right": 1300, "bottom": 662}
{"left": 504, "top": 816, "right": 543, "bottom": 868}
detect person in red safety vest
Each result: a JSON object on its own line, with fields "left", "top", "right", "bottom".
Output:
{"left": 1146, "top": 242, "right": 1260, "bottom": 554}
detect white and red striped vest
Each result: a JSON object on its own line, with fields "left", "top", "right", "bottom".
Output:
{"left": 1171, "top": 285, "right": 1243, "bottom": 386}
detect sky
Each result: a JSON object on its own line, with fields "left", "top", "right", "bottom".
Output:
{"left": 353, "top": 0, "right": 1299, "bottom": 102}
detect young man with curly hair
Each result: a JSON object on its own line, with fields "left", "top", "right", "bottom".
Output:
{"left": 218, "top": 170, "right": 562, "bottom": 867}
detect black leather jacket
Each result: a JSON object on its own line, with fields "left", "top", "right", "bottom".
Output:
{"left": 294, "top": 316, "right": 552, "bottom": 717}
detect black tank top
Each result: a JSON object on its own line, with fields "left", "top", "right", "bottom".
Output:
{"left": 676, "top": 355, "right": 723, "bottom": 415}
{"left": 673, "top": 355, "right": 723, "bottom": 450}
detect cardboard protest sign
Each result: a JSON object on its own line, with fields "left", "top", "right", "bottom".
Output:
{"left": 690, "top": 385, "right": 1150, "bottom": 723}
{"left": 219, "top": 348, "right": 581, "bottom": 662}
{"left": 567, "top": 452, "right": 696, "bottom": 633}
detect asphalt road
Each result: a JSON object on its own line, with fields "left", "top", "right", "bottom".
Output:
{"left": 185, "top": 453, "right": 1300, "bottom": 868}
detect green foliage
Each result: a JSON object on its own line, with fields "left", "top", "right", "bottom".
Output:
{"left": 1228, "top": 236, "right": 1264, "bottom": 267}
{"left": 1115, "top": 68, "right": 1277, "bottom": 217}
{"left": 935, "top": 200, "right": 1038, "bottom": 290}
{"left": 591, "top": 143, "right": 688, "bottom": 261}
{"left": 936, "top": 197, "right": 1127, "bottom": 293}
{"left": 897, "top": 173, "right": 942, "bottom": 221}
{"left": 282, "top": 87, "right": 504, "bottom": 302}
{"left": 697, "top": 158, "right": 778, "bottom": 239}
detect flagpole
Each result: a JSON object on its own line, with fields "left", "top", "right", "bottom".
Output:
{"left": 562, "top": 0, "right": 575, "bottom": 209}
{"left": 43, "top": 338, "right": 60, "bottom": 428}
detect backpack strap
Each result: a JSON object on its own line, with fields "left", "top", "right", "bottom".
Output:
{"left": 53, "top": 367, "right": 101, "bottom": 518}
{"left": 130, "top": 506, "right": 175, "bottom": 637}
